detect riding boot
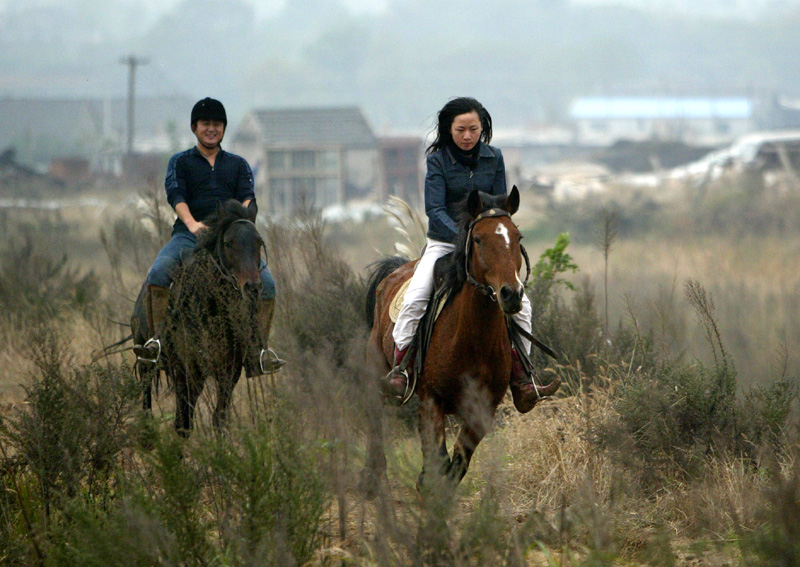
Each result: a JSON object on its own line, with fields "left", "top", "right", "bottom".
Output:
{"left": 133, "top": 285, "right": 170, "bottom": 364}
{"left": 381, "top": 345, "right": 414, "bottom": 404}
{"left": 244, "top": 298, "right": 286, "bottom": 378}
{"left": 509, "top": 348, "right": 561, "bottom": 414}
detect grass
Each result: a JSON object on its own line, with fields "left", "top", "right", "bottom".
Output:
{"left": 0, "top": 175, "right": 797, "bottom": 565}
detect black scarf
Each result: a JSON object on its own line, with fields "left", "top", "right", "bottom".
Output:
{"left": 448, "top": 140, "right": 482, "bottom": 170}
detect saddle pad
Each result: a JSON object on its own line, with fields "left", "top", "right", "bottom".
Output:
{"left": 389, "top": 279, "right": 411, "bottom": 323}
{"left": 389, "top": 279, "right": 448, "bottom": 324}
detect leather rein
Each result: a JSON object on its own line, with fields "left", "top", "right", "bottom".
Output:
{"left": 463, "top": 208, "right": 531, "bottom": 300}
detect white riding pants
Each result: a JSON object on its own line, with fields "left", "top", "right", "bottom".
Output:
{"left": 392, "top": 238, "right": 533, "bottom": 354}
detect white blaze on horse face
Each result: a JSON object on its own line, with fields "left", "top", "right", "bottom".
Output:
{"left": 495, "top": 223, "right": 511, "bottom": 248}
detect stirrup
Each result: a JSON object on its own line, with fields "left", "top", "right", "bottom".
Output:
{"left": 259, "top": 348, "right": 285, "bottom": 375}
{"left": 136, "top": 338, "right": 161, "bottom": 364}
{"left": 384, "top": 365, "right": 415, "bottom": 406}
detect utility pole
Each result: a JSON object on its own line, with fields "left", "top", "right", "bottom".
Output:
{"left": 119, "top": 54, "right": 149, "bottom": 155}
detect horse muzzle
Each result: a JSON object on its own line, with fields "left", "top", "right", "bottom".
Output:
{"left": 497, "top": 284, "right": 523, "bottom": 315}
{"left": 240, "top": 274, "right": 263, "bottom": 297}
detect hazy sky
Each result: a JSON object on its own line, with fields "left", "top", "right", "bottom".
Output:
{"left": 0, "top": 0, "right": 390, "bottom": 18}
{"left": 2, "top": 0, "right": 799, "bottom": 133}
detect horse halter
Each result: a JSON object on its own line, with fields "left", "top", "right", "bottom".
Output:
{"left": 211, "top": 218, "right": 266, "bottom": 289}
{"left": 464, "top": 208, "right": 531, "bottom": 300}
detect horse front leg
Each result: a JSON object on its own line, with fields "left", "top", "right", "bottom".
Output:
{"left": 174, "top": 369, "right": 205, "bottom": 437}
{"left": 417, "top": 396, "right": 450, "bottom": 492}
{"left": 446, "top": 408, "right": 494, "bottom": 486}
{"left": 212, "top": 370, "right": 240, "bottom": 434}
{"left": 137, "top": 360, "right": 155, "bottom": 412}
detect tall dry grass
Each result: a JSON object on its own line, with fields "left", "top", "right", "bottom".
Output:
{"left": 0, "top": 174, "right": 797, "bottom": 565}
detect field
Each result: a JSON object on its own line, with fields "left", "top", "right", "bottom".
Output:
{"left": 0, "top": 172, "right": 798, "bottom": 566}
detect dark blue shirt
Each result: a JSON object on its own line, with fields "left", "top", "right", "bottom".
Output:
{"left": 165, "top": 146, "right": 256, "bottom": 234}
{"left": 425, "top": 144, "right": 507, "bottom": 243}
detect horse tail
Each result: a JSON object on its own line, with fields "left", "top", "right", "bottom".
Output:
{"left": 365, "top": 256, "right": 407, "bottom": 328}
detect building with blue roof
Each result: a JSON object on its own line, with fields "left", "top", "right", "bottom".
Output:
{"left": 569, "top": 96, "right": 755, "bottom": 146}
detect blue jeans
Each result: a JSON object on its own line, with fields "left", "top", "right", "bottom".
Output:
{"left": 145, "top": 231, "right": 277, "bottom": 300}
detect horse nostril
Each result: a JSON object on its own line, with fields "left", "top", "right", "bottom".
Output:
{"left": 500, "top": 285, "right": 519, "bottom": 303}
{"left": 243, "top": 280, "right": 262, "bottom": 296}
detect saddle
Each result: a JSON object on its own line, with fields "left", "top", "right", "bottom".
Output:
{"left": 389, "top": 253, "right": 555, "bottom": 402}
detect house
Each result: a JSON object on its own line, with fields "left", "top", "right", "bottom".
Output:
{"left": 570, "top": 96, "right": 755, "bottom": 146}
{"left": 231, "top": 106, "right": 384, "bottom": 216}
{"left": 0, "top": 96, "right": 194, "bottom": 175}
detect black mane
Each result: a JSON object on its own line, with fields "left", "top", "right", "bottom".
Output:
{"left": 195, "top": 199, "right": 254, "bottom": 253}
{"left": 434, "top": 191, "right": 510, "bottom": 297}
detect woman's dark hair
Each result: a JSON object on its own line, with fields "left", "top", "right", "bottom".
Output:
{"left": 426, "top": 97, "right": 493, "bottom": 155}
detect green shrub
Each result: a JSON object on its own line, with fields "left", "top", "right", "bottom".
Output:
{"left": 0, "top": 231, "right": 100, "bottom": 321}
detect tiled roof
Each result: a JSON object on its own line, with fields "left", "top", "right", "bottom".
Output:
{"left": 243, "top": 106, "right": 376, "bottom": 148}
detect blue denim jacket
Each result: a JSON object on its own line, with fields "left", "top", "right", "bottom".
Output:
{"left": 424, "top": 144, "right": 507, "bottom": 243}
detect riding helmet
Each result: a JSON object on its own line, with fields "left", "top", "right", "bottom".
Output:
{"left": 191, "top": 97, "right": 227, "bottom": 127}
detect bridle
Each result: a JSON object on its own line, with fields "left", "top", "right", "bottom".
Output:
{"left": 210, "top": 218, "right": 266, "bottom": 289}
{"left": 464, "top": 208, "right": 531, "bottom": 300}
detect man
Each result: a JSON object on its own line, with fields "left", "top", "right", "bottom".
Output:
{"left": 133, "top": 97, "right": 284, "bottom": 376}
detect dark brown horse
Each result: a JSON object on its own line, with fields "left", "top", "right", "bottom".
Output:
{"left": 364, "top": 187, "right": 558, "bottom": 492}
{"left": 132, "top": 199, "right": 264, "bottom": 436}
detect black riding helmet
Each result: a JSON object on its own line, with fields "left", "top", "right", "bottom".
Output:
{"left": 191, "top": 97, "right": 227, "bottom": 127}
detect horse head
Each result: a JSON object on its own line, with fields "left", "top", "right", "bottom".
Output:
{"left": 200, "top": 199, "right": 265, "bottom": 295}
{"left": 466, "top": 186, "right": 526, "bottom": 315}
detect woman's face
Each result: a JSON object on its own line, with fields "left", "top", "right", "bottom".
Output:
{"left": 449, "top": 111, "right": 482, "bottom": 152}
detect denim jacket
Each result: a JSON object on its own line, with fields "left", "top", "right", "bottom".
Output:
{"left": 424, "top": 144, "right": 507, "bottom": 243}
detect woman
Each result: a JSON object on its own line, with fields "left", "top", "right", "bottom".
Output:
{"left": 383, "top": 96, "right": 539, "bottom": 412}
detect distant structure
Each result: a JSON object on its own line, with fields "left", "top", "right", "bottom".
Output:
{"left": 232, "top": 106, "right": 423, "bottom": 216}
{"left": 569, "top": 96, "right": 755, "bottom": 146}
{"left": 0, "top": 96, "right": 194, "bottom": 176}
{"left": 378, "top": 136, "right": 424, "bottom": 207}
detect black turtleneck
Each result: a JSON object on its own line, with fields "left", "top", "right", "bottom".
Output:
{"left": 448, "top": 140, "right": 482, "bottom": 170}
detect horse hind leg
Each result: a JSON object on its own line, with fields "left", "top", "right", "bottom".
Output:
{"left": 359, "top": 352, "right": 388, "bottom": 500}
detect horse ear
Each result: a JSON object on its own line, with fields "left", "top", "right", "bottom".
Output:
{"left": 505, "top": 186, "right": 520, "bottom": 216}
{"left": 467, "top": 190, "right": 483, "bottom": 218}
{"left": 246, "top": 199, "right": 258, "bottom": 222}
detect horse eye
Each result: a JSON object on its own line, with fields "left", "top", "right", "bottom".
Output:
{"left": 474, "top": 236, "right": 482, "bottom": 246}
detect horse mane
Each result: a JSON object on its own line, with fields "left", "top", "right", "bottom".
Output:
{"left": 434, "top": 191, "right": 510, "bottom": 299}
{"left": 195, "top": 199, "right": 253, "bottom": 253}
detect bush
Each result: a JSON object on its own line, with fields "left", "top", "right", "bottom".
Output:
{"left": 593, "top": 280, "right": 798, "bottom": 488}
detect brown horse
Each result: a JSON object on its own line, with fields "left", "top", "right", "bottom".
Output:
{"left": 364, "top": 187, "right": 558, "bottom": 492}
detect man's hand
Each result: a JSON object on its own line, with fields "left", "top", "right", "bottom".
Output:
{"left": 188, "top": 220, "right": 208, "bottom": 235}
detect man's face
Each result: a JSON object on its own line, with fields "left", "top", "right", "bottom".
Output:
{"left": 192, "top": 119, "right": 225, "bottom": 150}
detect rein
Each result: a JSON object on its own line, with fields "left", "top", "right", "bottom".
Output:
{"left": 464, "top": 208, "right": 531, "bottom": 300}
